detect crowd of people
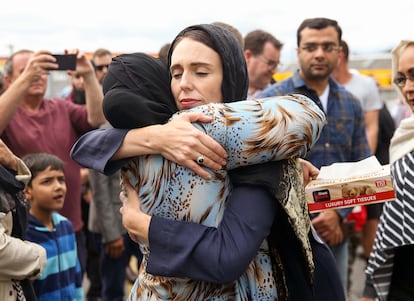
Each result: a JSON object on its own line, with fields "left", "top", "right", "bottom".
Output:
{"left": 0, "top": 17, "right": 413, "bottom": 301}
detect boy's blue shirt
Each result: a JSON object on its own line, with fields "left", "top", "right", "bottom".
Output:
{"left": 26, "top": 212, "right": 83, "bottom": 301}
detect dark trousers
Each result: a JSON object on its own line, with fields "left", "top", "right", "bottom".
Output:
{"left": 388, "top": 245, "right": 414, "bottom": 301}
{"left": 75, "top": 229, "right": 87, "bottom": 276}
{"left": 86, "top": 230, "right": 102, "bottom": 299}
{"left": 280, "top": 231, "right": 346, "bottom": 301}
{"left": 93, "top": 233, "right": 142, "bottom": 301}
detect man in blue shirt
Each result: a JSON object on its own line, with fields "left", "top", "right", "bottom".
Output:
{"left": 261, "top": 17, "right": 370, "bottom": 294}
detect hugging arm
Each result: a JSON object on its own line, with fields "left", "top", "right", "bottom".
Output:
{"left": 122, "top": 95, "right": 325, "bottom": 281}
{"left": 71, "top": 113, "right": 227, "bottom": 179}
{"left": 72, "top": 95, "right": 324, "bottom": 178}
{"left": 122, "top": 183, "right": 276, "bottom": 284}
{"left": 71, "top": 127, "right": 130, "bottom": 175}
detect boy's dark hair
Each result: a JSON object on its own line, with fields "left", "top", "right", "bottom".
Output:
{"left": 296, "top": 17, "right": 342, "bottom": 46}
{"left": 22, "top": 153, "right": 64, "bottom": 187}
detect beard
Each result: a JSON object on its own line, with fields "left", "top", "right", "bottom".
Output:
{"left": 72, "top": 89, "right": 86, "bottom": 105}
{"left": 303, "top": 67, "right": 332, "bottom": 81}
{"left": 300, "top": 58, "right": 336, "bottom": 81}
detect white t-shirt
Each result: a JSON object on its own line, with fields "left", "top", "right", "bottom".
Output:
{"left": 345, "top": 72, "right": 383, "bottom": 112}
{"left": 319, "top": 84, "right": 329, "bottom": 112}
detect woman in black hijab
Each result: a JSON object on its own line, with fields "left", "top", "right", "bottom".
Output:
{"left": 102, "top": 52, "right": 176, "bottom": 129}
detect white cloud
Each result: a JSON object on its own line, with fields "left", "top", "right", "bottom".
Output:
{"left": 1, "top": 0, "right": 413, "bottom": 61}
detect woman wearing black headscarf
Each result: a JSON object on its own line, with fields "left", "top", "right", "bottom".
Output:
{"left": 71, "top": 24, "right": 341, "bottom": 301}
{"left": 102, "top": 52, "right": 176, "bottom": 129}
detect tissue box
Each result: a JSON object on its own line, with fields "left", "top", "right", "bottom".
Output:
{"left": 306, "top": 161, "right": 395, "bottom": 213}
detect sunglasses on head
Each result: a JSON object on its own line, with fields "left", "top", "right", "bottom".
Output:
{"left": 94, "top": 64, "right": 109, "bottom": 71}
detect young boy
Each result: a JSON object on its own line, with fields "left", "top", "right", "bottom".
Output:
{"left": 22, "top": 153, "right": 83, "bottom": 301}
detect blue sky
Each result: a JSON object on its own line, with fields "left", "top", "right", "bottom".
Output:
{"left": 1, "top": 0, "right": 412, "bottom": 64}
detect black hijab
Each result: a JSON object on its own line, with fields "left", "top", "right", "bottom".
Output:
{"left": 167, "top": 24, "right": 249, "bottom": 103}
{"left": 102, "top": 52, "right": 177, "bottom": 128}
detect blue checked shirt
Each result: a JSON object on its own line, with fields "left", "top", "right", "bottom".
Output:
{"left": 261, "top": 69, "right": 371, "bottom": 219}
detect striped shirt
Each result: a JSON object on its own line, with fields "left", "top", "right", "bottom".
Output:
{"left": 364, "top": 151, "right": 414, "bottom": 300}
{"left": 26, "top": 212, "right": 83, "bottom": 301}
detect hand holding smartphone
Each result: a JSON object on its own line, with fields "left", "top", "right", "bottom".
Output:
{"left": 51, "top": 54, "right": 77, "bottom": 71}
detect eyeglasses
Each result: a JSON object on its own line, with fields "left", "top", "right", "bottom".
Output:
{"left": 393, "top": 68, "right": 414, "bottom": 87}
{"left": 95, "top": 64, "right": 109, "bottom": 71}
{"left": 257, "top": 55, "right": 281, "bottom": 70}
{"left": 300, "top": 43, "right": 340, "bottom": 53}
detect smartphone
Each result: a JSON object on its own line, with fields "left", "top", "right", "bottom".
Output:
{"left": 51, "top": 54, "right": 76, "bottom": 71}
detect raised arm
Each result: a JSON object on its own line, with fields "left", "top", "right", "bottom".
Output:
{"left": 0, "top": 50, "right": 56, "bottom": 134}
{"left": 68, "top": 49, "right": 106, "bottom": 127}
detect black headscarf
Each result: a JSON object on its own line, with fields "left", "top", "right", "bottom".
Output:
{"left": 102, "top": 52, "right": 177, "bottom": 128}
{"left": 168, "top": 24, "right": 249, "bottom": 102}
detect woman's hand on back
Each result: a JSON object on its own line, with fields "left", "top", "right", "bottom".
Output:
{"left": 120, "top": 177, "right": 151, "bottom": 244}
{"left": 157, "top": 112, "right": 227, "bottom": 179}
{"left": 114, "top": 112, "right": 227, "bottom": 179}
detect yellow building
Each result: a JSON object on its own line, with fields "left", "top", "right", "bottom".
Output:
{"left": 275, "top": 53, "right": 393, "bottom": 88}
{"left": 274, "top": 53, "right": 395, "bottom": 100}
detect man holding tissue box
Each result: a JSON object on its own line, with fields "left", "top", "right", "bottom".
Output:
{"left": 260, "top": 17, "right": 371, "bottom": 293}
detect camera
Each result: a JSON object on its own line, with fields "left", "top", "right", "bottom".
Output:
{"left": 51, "top": 54, "right": 76, "bottom": 71}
